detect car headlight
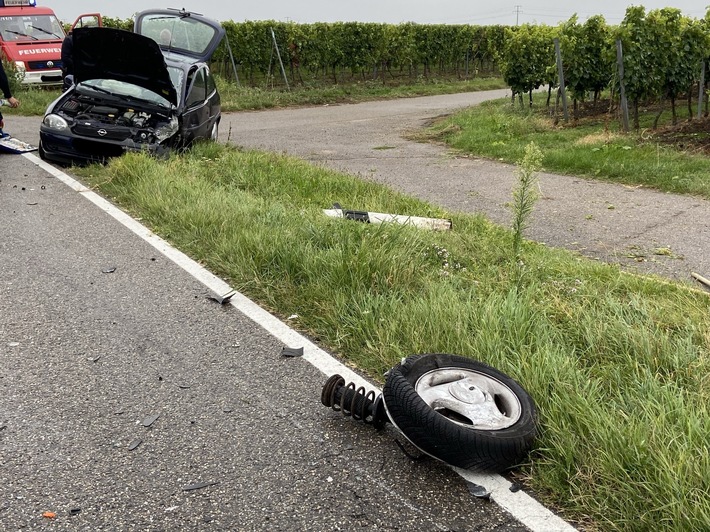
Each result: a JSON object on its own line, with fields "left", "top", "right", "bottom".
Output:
{"left": 154, "top": 116, "right": 178, "bottom": 142}
{"left": 43, "top": 114, "right": 69, "bottom": 131}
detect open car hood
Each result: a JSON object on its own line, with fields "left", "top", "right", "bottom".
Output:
{"left": 134, "top": 9, "right": 225, "bottom": 62}
{"left": 72, "top": 27, "right": 178, "bottom": 106}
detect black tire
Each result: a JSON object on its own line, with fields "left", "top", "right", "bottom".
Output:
{"left": 382, "top": 353, "right": 537, "bottom": 472}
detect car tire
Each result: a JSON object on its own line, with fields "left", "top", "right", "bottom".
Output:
{"left": 382, "top": 353, "right": 537, "bottom": 472}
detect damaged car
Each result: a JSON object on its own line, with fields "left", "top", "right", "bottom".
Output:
{"left": 39, "top": 9, "right": 225, "bottom": 165}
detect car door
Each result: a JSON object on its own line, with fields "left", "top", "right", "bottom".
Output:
{"left": 181, "top": 65, "right": 211, "bottom": 142}
{"left": 205, "top": 65, "right": 221, "bottom": 135}
{"left": 71, "top": 13, "right": 103, "bottom": 30}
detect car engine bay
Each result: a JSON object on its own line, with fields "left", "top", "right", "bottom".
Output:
{"left": 56, "top": 96, "right": 170, "bottom": 131}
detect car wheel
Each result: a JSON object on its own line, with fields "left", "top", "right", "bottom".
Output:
{"left": 210, "top": 121, "right": 219, "bottom": 142}
{"left": 382, "top": 353, "right": 537, "bottom": 472}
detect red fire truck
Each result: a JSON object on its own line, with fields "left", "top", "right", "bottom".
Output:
{"left": 0, "top": 0, "right": 100, "bottom": 85}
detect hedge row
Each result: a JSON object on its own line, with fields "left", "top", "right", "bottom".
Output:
{"left": 215, "top": 21, "right": 506, "bottom": 84}
{"left": 96, "top": 17, "right": 507, "bottom": 85}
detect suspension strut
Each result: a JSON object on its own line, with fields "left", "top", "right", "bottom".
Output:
{"left": 320, "top": 374, "right": 389, "bottom": 430}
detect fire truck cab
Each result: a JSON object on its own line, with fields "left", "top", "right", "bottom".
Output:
{"left": 0, "top": 0, "right": 100, "bottom": 85}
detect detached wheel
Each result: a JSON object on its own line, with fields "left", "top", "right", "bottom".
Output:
{"left": 382, "top": 354, "right": 537, "bottom": 472}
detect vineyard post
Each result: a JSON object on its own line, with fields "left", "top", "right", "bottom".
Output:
{"left": 698, "top": 61, "right": 705, "bottom": 119}
{"left": 615, "top": 39, "right": 630, "bottom": 133}
{"left": 270, "top": 27, "right": 290, "bottom": 91}
{"left": 224, "top": 33, "right": 241, "bottom": 87}
{"left": 554, "top": 38, "right": 569, "bottom": 122}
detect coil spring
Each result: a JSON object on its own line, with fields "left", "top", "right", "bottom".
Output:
{"left": 321, "top": 374, "right": 388, "bottom": 429}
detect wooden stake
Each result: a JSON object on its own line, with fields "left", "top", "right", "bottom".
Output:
{"left": 691, "top": 272, "right": 710, "bottom": 290}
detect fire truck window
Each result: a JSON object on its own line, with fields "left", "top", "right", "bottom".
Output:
{"left": 1, "top": 19, "right": 24, "bottom": 40}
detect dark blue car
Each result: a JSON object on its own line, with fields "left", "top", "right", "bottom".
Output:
{"left": 39, "top": 9, "right": 224, "bottom": 165}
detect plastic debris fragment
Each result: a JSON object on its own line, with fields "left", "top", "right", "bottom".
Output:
{"left": 281, "top": 346, "right": 304, "bottom": 357}
{"left": 466, "top": 481, "right": 491, "bottom": 500}
{"left": 183, "top": 481, "right": 218, "bottom": 491}
{"left": 207, "top": 290, "right": 236, "bottom": 305}
{"left": 142, "top": 413, "right": 160, "bottom": 427}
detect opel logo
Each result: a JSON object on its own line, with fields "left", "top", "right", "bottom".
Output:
{"left": 46, "top": 60, "right": 54, "bottom": 68}
{"left": 97, "top": 129, "right": 107, "bottom": 137}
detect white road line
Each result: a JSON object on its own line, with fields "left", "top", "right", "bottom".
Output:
{"left": 455, "top": 469, "right": 576, "bottom": 532}
{"left": 24, "top": 152, "right": 577, "bottom": 532}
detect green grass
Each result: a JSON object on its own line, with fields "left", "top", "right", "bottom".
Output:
{"left": 74, "top": 143, "right": 710, "bottom": 531}
{"left": 217, "top": 77, "right": 507, "bottom": 111}
{"left": 1, "top": 84, "right": 60, "bottom": 116}
{"left": 425, "top": 96, "right": 710, "bottom": 198}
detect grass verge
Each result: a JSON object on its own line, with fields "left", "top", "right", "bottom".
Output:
{"left": 216, "top": 77, "right": 507, "bottom": 111}
{"left": 423, "top": 96, "right": 710, "bottom": 199}
{"left": 74, "top": 143, "right": 710, "bottom": 531}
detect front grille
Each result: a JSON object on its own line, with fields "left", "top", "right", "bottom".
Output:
{"left": 28, "top": 60, "right": 63, "bottom": 70}
{"left": 72, "top": 123, "right": 132, "bottom": 141}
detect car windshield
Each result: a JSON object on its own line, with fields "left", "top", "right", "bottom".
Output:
{"left": 77, "top": 78, "right": 173, "bottom": 109}
{"left": 0, "top": 14, "right": 65, "bottom": 41}
{"left": 139, "top": 13, "right": 217, "bottom": 57}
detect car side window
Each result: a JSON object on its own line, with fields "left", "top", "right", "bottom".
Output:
{"left": 206, "top": 67, "right": 216, "bottom": 96}
{"left": 186, "top": 68, "right": 206, "bottom": 108}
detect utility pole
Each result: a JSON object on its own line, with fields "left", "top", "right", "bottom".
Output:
{"left": 514, "top": 5, "right": 522, "bottom": 26}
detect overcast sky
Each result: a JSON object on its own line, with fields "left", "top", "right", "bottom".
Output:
{"left": 51, "top": 1, "right": 707, "bottom": 26}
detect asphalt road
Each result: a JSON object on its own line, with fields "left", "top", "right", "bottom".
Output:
{"left": 0, "top": 117, "right": 542, "bottom": 528}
